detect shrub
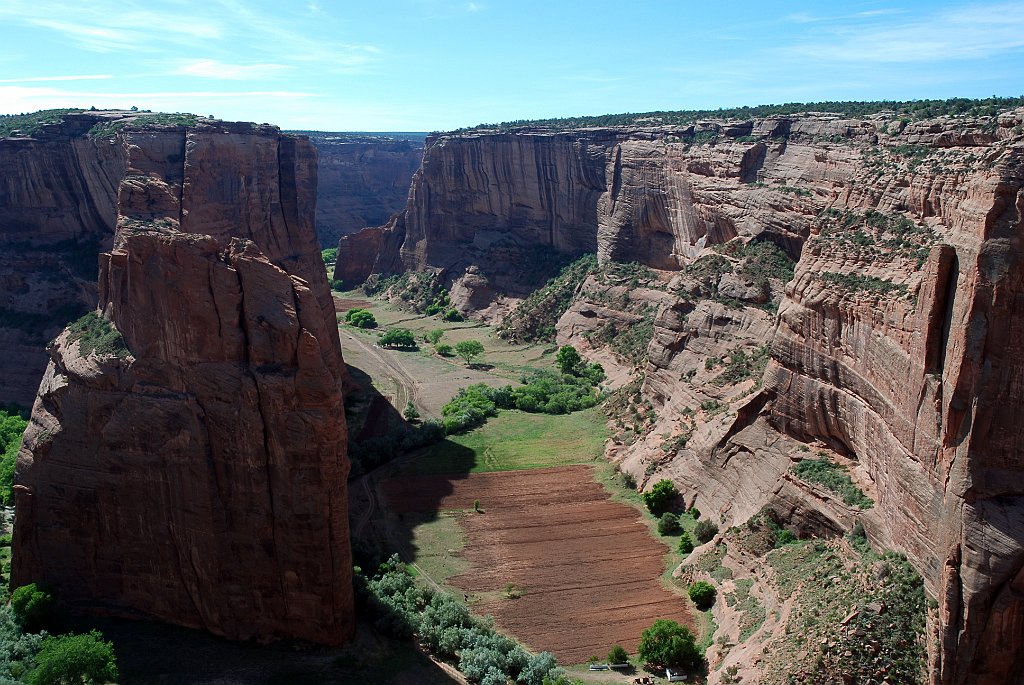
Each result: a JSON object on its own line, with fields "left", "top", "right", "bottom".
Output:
{"left": 454, "top": 340, "right": 485, "bottom": 364}
{"left": 677, "top": 532, "right": 694, "bottom": 555}
{"left": 378, "top": 328, "right": 417, "bottom": 349}
{"left": 66, "top": 312, "right": 129, "bottom": 358}
{"left": 27, "top": 630, "right": 118, "bottom": 685}
{"left": 637, "top": 619, "right": 702, "bottom": 670}
{"left": 11, "top": 584, "right": 55, "bottom": 632}
{"left": 689, "top": 581, "right": 716, "bottom": 610}
{"left": 791, "top": 457, "right": 873, "bottom": 509}
{"left": 496, "top": 254, "right": 597, "bottom": 343}
{"left": 435, "top": 343, "right": 453, "bottom": 356}
{"left": 689, "top": 507, "right": 701, "bottom": 520}
{"left": 442, "top": 308, "right": 463, "bottom": 322}
{"left": 320, "top": 247, "right": 338, "bottom": 264}
{"left": 345, "top": 308, "right": 377, "bottom": 329}
{"left": 0, "top": 605, "right": 44, "bottom": 682}
{"left": 425, "top": 329, "right": 444, "bottom": 344}
{"left": 642, "top": 480, "right": 677, "bottom": 515}
{"left": 608, "top": 645, "right": 629, "bottom": 665}
{"left": 694, "top": 519, "right": 719, "bottom": 544}
{"left": 658, "top": 512, "right": 681, "bottom": 535}
{"left": 403, "top": 402, "right": 420, "bottom": 422}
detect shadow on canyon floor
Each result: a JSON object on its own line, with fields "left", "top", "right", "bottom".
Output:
{"left": 71, "top": 616, "right": 458, "bottom": 685}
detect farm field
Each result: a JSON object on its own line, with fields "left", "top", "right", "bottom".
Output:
{"left": 381, "top": 466, "right": 694, "bottom": 665}
{"left": 390, "top": 407, "right": 608, "bottom": 476}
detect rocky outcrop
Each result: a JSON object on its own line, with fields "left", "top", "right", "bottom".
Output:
{"left": 308, "top": 134, "right": 423, "bottom": 247}
{"left": 11, "top": 115, "right": 354, "bottom": 646}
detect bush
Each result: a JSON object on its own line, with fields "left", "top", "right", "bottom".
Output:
{"left": 435, "top": 343, "right": 453, "bottom": 356}
{"left": 0, "top": 605, "right": 44, "bottom": 682}
{"left": 11, "top": 584, "right": 55, "bottom": 632}
{"left": 677, "top": 532, "right": 694, "bottom": 555}
{"left": 454, "top": 340, "right": 485, "bottom": 364}
{"left": 403, "top": 402, "right": 420, "bottom": 422}
{"left": 658, "top": 512, "right": 681, "bottom": 535}
{"left": 608, "top": 645, "right": 629, "bottom": 665}
{"left": 792, "top": 457, "right": 874, "bottom": 509}
{"left": 320, "top": 247, "right": 338, "bottom": 264}
{"left": 688, "top": 581, "right": 716, "bottom": 610}
{"left": 344, "top": 308, "right": 377, "bottom": 329}
{"left": 27, "top": 630, "right": 118, "bottom": 685}
{"left": 689, "top": 507, "right": 701, "bottom": 520}
{"left": 379, "top": 328, "right": 417, "bottom": 349}
{"left": 642, "top": 480, "right": 677, "bottom": 515}
{"left": 425, "top": 329, "right": 444, "bottom": 344}
{"left": 637, "top": 619, "right": 702, "bottom": 670}
{"left": 694, "top": 519, "right": 719, "bottom": 544}
{"left": 66, "top": 312, "right": 129, "bottom": 358}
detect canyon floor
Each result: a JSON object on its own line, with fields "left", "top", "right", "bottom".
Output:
{"left": 341, "top": 294, "right": 706, "bottom": 682}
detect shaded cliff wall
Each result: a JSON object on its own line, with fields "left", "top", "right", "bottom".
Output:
{"left": 311, "top": 136, "right": 422, "bottom": 247}
{"left": 0, "top": 122, "right": 127, "bottom": 406}
{"left": 12, "top": 122, "right": 354, "bottom": 645}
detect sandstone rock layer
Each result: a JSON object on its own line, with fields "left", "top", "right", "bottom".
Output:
{"left": 11, "top": 116, "right": 354, "bottom": 645}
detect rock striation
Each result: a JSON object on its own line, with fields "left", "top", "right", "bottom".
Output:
{"left": 10, "top": 114, "right": 354, "bottom": 645}
{"left": 308, "top": 134, "right": 423, "bottom": 248}
{"left": 348, "top": 109, "right": 1024, "bottom": 684}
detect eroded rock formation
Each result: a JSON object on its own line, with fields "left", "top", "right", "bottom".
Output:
{"left": 350, "top": 109, "right": 1024, "bottom": 683}
{"left": 309, "top": 134, "right": 423, "bottom": 247}
{"left": 11, "top": 115, "right": 354, "bottom": 645}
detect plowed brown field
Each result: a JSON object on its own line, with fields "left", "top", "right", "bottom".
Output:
{"left": 381, "top": 466, "right": 694, "bottom": 664}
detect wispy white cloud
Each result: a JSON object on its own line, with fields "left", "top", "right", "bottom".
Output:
{"left": 465, "top": 2, "right": 482, "bottom": 12}
{"left": 0, "top": 74, "right": 113, "bottom": 83}
{"left": 171, "top": 59, "right": 291, "bottom": 80}
{"left": 787, "top": 2, "right": 1024, "bottom": 63}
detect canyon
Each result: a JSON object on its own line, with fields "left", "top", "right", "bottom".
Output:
{"left": 342, "top": 108, "right": 1024, "bottom": 684}
{"left": 306, "top": 132, "right": 424, "bottom": 248}
{"left": 3, "top": 112, "right": 354, "bottom": 645}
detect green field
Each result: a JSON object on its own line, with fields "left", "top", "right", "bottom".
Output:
{"left": 393, "top": 407, "right": 608, "bottom": 476}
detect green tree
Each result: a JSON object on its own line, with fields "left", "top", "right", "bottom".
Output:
{"left": 694, "top": 519, "right": 719, "bottom": 544}
{"left": 454, "top": 340, "right": 485, "bottom": 365}
{"left": 555, "top": 345, "right": 584, "bottom": 376}
{"left": 27, "top": 631, "right": 118, "bottom": 685}
{"left": 677, "top": 532, "right": 694, "bottom": 555}
{"left": 344, "top": 308, "right": 377, "bottom": 329}
{"left": 425, "top": 329, "right": 444, "bottom": 344}
{"left": 642, "top": 479, "right": 678, "bottom": 515}
{"left": 637, "top": 619, "right": 702, "bottom": 670}
{"left": 658, "top": 512, "right": 681, "bottom": 535}
{"left": 320, "top": 247, "right": 338, "bottom": 264}
{"left": 379, "top": 329, "right": 417, "bottom": 349}
{"left": 11, "top": 584, "right": 55, "bottom": 632}
{"left": 608, "top": 645, "right": 629, "bottom": 665}
{"left": 0, "top": 409, "right": 28, "bottom": 506}
{"left": 435, "top": 343, "right": 453, "bottom": 356}
{"left": 688, "top": 581, "right": 716, "bottom": 610}
{"left": 403, "top": 402, "right": 420, "bottom": 422}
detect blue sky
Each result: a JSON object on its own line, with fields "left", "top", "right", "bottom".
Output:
{"left": 1, "top": 1, "right": 1022, "bottom": 131}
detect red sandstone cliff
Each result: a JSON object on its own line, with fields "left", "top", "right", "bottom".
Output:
{"left": 309, "top": 134, "right": 423, "bottom": 248}
{"left": 10, "top": 115, "right": 354, "bottom": 645}
{"left": 348, "top": 109, "right": 1024, "bottom": 683}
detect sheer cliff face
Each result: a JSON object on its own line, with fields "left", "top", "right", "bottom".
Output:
{"left": 312, "top": 137, "right": 422, "bottom": 248}
{"left": 0, "top": 127, "right": 126, "bottom": 406}
{"left": 348, "top": 110, "right": 1024, "bottom": 683}
{"left": 11, "top": 118, "right": 354, "bottom": 646}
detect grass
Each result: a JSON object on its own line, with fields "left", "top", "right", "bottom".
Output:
{"left": 396, "top": 408, "right": 607, "bottom": 476}
{"left": 66, "top": 312, "right": 130, "bottom": 359}
{"left": 792, "top": 457, "right": 873, "bottom": 509}
{"left": 0, "top": 109, "right": 84, "bottom": 137}
{"left": 403, "top": 511, "right": 471, "bottom": 583}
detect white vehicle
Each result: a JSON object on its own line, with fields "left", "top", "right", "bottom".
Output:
{"left": 666, "top": 668, "right": 688, "bottom": 682}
